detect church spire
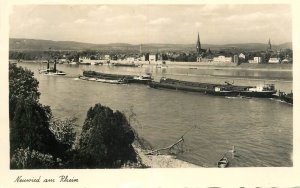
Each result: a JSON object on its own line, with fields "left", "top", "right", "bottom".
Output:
{"left": 196, "top": 32, "right": 201, "bottom": 54}
{"left": 268, "top": 38, "right": 272, "bottom": 50}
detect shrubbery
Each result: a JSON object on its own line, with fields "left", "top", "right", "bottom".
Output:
{"left": 10, "top": 147, "right": 60, "bottom": 169}
{"left": 9, "top": 64, "right": 137, "bottom": 169}
{"left": 77, "top": 104, "right": 135, "bottom": 168}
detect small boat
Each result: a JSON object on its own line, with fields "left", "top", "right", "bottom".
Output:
{"left": 132, "top": 73, "right": 153, "bottom": 84}
{"left": 39, "top": 60, "right": 66, "bottom": 76}
{"left": 278, "top": 91, "right": 293, "bottom": 104}
{"left": 43, "top": 71, "right": 66, "bottom": 76}
{"left": 69, "top": 62, "right": 78, "bottom": 65}
{"left": 217, "top": 156, "right": 229, "bottom": 168}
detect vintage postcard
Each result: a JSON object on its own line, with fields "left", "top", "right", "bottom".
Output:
{"left": 1, "top": 0, "right": 300, "bottom": 187}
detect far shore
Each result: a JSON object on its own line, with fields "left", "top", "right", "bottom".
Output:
{"left": 10, "top": 59, "right": 293, "bottom": 72}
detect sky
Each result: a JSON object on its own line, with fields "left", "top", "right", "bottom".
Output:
{"left": 9, "top": 4, "right": 292, "bottom": 45}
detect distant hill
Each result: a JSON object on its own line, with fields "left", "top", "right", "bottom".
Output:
{"left": 9, "top": 38, "right": 292, "bottom": 52}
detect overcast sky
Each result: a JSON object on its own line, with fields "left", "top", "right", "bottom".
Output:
{"left": 9, "top": 4, "right": 292, "bottom": 45}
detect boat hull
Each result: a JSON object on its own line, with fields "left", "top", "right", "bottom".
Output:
{"left": 43, "top": 72, "right": 66, "bottom": 76}
{"left": 82, "top": 71, "right": 152, "bottom": 84}
{"left": 149, "top": 78, "right": 277, "bottom": 98}
{"left": 79, "top": 76, "right": 126, "bottom": 84}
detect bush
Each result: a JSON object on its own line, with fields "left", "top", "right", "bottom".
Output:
{"left": 9, "top": 64, "right": 65, "bottom": 159}
{"left": 10, "top": 147, "right": 60, "bottom": 169}
{"left": 49, "top": 118, "right": 77, "bottom": 150}
{"left": 77, "top": 104, "right": 135, "bottom": 168}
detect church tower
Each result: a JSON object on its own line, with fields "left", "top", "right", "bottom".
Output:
{"left": 268, "top": 38, "right": 272, "bottom": 50}
{"left": 196, "top": 32, "right": 201, "bottom": 54}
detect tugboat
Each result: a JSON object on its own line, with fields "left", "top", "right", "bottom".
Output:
{"left": 39, "top": 59, "right": 66, "bottom": 76}
{"left": 278, "top": 91, "right": 293, "bottom": 104}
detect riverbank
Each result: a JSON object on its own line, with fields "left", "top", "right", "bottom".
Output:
{"left": 130, "top": 131, "right": 200, "bottom": 168}
{"left": 132, "top": 144, "right": 200, "bottom": 168}
{"left": 11, "top": 59, "right": 293, "bottom": 72}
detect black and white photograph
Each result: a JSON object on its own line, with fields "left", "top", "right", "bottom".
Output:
{"left": 1, "top": 1, "right": 300, "bottom": 187}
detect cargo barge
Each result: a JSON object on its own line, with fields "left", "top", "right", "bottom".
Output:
{"left": 149, "top": 78, "right": 277, "bottom": 98}
{"left": 80, "top": 71, "right": 152, "bottom": 84}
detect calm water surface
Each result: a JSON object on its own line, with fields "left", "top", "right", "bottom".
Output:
{"left": 18, "top": 62, "right": 293, "bottom": 167}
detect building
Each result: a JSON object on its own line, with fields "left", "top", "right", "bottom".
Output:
{"left": 281, "top": 58, "right": 289, "bottom": 63}
{"left": 197, "top": 57, "right": 213, "bottom": 62}
{"left": 213, "top": 55, "right": 232, "bottom": 63}
{"left": 233, "top": 55, "right": 239, "bottom": 64}
{"left": 249, "top": 57, "right": 262, "bottom": 64}
{"left": 126, "top": 57, "right": 135, "bottom": 62}
{"left": 239, "top": 53, "right": 246, "bottom": 59}
{"left": 196, "top": 32, "right": 201, "bottom": 54}
{"left": 268, "top": 57, "right": 280, "bottom": 64}
{"left": 79, "top": 56, "right": 100, "bottom": 64}
{"left": 58, "top": 58, "right": 68, "bottom": 63}
{"left": 104, "top": 55, "right": 110, "bottom": 60}
{"left": 149, "top": 54, "right": 157, "bottom": 61}
{"left": 254, "top": 57, "right": 262, "bottom": 63}
{"left": 268, "top": 38, "right": 272, "bottom": 51}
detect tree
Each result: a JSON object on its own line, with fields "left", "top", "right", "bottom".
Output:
{"left": 10, "top": 147, "right": 59, "bottom": 169}
{"left": 9, "top": 64, "right": 65, "bottom": 160}
{"left": 49, "top": 117, "right": 77, "bottom": 150}
{"left": 77, "top": 103, "right": 135, "bottom": 168}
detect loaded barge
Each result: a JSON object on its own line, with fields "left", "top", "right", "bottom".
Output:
{"left": 149, "top": 78, "right": 277, "bottom": 98}
{"left": 79, "top": 71, "right": 152, "bottom": 84}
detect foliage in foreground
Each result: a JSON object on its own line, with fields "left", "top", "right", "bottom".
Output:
{"left": 9, "top": 64, "right": 138, "bottom": 169}
{"left": 77, "top": 103, "right": 136, "bottom": 168}
{"left": 10, "top": 147, "right": 60, "bottom": 169}
{"left": 9, "top": 64, "right": 65, "bottom": 158}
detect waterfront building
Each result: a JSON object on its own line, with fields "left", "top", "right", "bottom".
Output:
{"left": 249, "top": 57, "right": 262, "bottom": 64}
{"left": 197, "top": 57, "right": 213, "bottom": 62}
{"left": 126, "top": 57, "right": 135, "bottom": 62}
{"left": 282, "top": 58, "right": 289, "bottom": 63}
{"left": 268, "top": 38, "right": 272, "bottom": 51}
{"left": 254, "top": 57, "right": 262, "bottom": 63}
{"left": 213, "top": 55, "right": 232, "bottom": 63}
{"left": 79, "top": 56, "right": 101, "bottom": 64}
{"left": 268, "top": 57, "right": 280, "bottom": 64}
{"left": 149, "top": 54, "right": 157, "bottom": 62}
{"left": 141, "top": 53, "right": 149, "bottom": 61}
{"left": 233, "top": 55, "right": 239, "bottom": 64}
{"left": 58, "top": 58, "right": 68, "bottom": 63}
{"left": 239, "top": 53, "right": 246, "bottom": 59}
{"left": 104, "top": 55, "right": 110, "bottom": 60}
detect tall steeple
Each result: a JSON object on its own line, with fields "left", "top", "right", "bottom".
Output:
{"left": 196, "top": 32, "right": 201, "bottom": 54}
{"left": 268, "top": 38, "right": 272, "bottom": 50}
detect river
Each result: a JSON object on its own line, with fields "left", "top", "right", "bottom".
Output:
{"left": 17, "top": 62, "right": 293, "bottom": 167}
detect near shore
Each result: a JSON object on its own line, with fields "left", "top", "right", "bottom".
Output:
{"left": 132, "top": 145, "right": 199, "bottom": 168}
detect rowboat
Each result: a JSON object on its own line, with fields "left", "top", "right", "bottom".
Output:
{"left": 217, "top": 156, "right": 229, "bottom": 168}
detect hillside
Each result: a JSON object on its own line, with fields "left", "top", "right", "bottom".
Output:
{"left": 9, "top": 38, "right": 292, "bottom": 52}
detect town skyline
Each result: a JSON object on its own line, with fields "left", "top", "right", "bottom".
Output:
{"left": 10, "top": 4, "right": 292, "bottom": 45}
